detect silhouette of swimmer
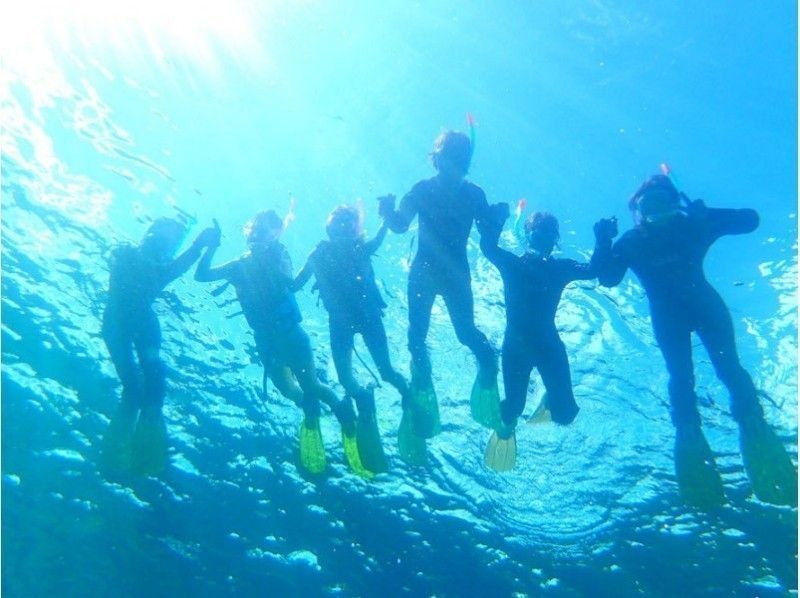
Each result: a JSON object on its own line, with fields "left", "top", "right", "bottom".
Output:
{"left": 594, "top": 174, "right": 797, "bottom": 508}
{"left": 101, "top": 217, "right": 217, "bottom": 475}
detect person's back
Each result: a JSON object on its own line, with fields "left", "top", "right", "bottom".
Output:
{"left": 228, "top": 242, "right": 301, "bottom": 333}
{"left": 404, "top": 176, "right": 487, "bottom": 271}
{"left": 500, "top": 253, "right": 589, "bottom": 338}
{"left": 311, "top": 238, "right": 385, "bottom": 319}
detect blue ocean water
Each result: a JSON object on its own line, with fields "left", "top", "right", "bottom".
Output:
{"left": 1, "top": 2, "right": 797, "bottom": 595}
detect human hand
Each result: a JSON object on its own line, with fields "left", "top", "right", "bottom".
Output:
{"left": 489, "top": 202, "right": 511, "bottom": 224}
{"left": 593, "top": 217, "right": 618, "bottom": 242}
{"left": 197, "top": 219, "right": 221, "bottom": 248}
{"left": 377, "top": 194, "right": 396, "bottom": 219}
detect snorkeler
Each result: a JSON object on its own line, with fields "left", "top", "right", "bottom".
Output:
{"left": 594, "top": 174, "right": 797, "bottom": 508}
{"left": 378, "top": 130, "right": 499, "bottom": 453}
{"left": 478, "top": 205, "right": 606, "bottom": 471}
{"left": 294, "top": 204, "right": 412, "bottom": 471}
{"left": 194, "top": 211, "right": 367, "bottom": 476}
{"left": 101, "top": 217, "right": 218, "bottom": 475}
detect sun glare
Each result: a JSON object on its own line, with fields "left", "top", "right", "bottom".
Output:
{"left": 2, "top": 0, "right": 270, "bottom": 76}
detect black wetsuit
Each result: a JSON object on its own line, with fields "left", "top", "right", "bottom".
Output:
{"left": 385, "top": 176, "right": 495, "bottom": 377}
{"left": 480, "top": 222, "right": 598, "bottom": 425}
{"left": 102, "top": 242, "right": 202, "bottom": 409}
{"left": 297, "top": 228, "right": 410, "bottom": 405}
{"left": 595, "top": 205, "right": 762, "bottom": 428}
{"left": 196, "top": 241, "right": 338, "bottom": 414}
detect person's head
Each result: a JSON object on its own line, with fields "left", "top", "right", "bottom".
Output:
{"left": 629, "top": 174, "right": 681, "bottom": 226}
{"left": 326, "top": 205, "right": 362, "bottom": 241}
{"left": 524, "top": 211, "right": 559, "bottom": 256}
{"left": 244, "top": 210, "right": 283, "bottom": 248}
{"left": 141, "top": 217, "right": 186, "bottom": 260}
{"left": 431, "top": 130, "right": 472, "bottom": 183}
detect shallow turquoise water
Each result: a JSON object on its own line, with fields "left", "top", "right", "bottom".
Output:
{"left": 1, "top": 2, "right": 797, "bottom": 595}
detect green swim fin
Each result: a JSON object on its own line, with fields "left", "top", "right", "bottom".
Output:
{"left": 130, "top": 406, "right": 169, "bottom": 476}
{"left": 341, "top": 431, "right": 373, "bottom": 478}
{"left": 409, "top": 377, "right": 441, "bottom": 439}
{"left": 739, "top": 417, "right": 797, "bottom": 506}
{"left": 674, "top": 425, "right": 725, "bottom": 509}
{"left": 101, "top": 400, "right": 139, "bottom": 471}
{"left": 527, "top": 394, "right": 552, "bottom": 425}
{"left": 397, "top": 408, "right": 428, "bottom": 466}
{"left": 470, "top": 372, "right": 501, "bottom": 430}
{"left": 299, "top": 416, "right": 327, "bottom": 474}
{"left": 355, "top": 394, "right": 388, "bottom": 474}
{"left": 484, "top": 429, "right": 517, "bottom": 472}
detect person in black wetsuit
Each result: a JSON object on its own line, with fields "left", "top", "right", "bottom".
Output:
{"left": 378, "top": 130, "right": 498, "bottom": 441}
{"left": 101, "top": 217, "right": 218, "bottom": 474}
{"left": 294, "top": 204, "right": 411, "bottom": 471}
{"left": 478, "top": 205, "right": 606, "bottom": 470}
{"left": 194, "top": 211, "right": 365, "bottom": 475}
{"left": 594, "top": 174, "right": 796, "bottom": 507}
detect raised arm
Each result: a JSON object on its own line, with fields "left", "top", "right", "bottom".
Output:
{"left": 378, "top": 185, "right": 422, "bottom": 233}
{"left": 363, "top": 222, "right": 389, "bottom": 255}
{"left": 293, "top": 253, "right": 315, "bottom": 291}
{"left": 193, "top": 222, "right": 236, "bottom": 283}
{"left": 163, "top": 229, "right": 212, "bottom": 284}
{"left": 592, "top": 217, "right": 629, "bottom": 288}
{"left": 477, "top": 202, "right": 516, "bottom": 271}
{"left": 194, "top": 243, "right": 239, "bottom": 283}
{"left": 687, "top": 199, "right": 759, "bottom": 239}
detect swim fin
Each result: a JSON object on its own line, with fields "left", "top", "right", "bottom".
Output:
{"left": 299, "top": 416, "right": 327, "bottom": 474}
{"left": 101, "top": 400, "right": 139, "bottom": 471}
{"left": 341, "top": 431, "right": 373, "bottom": 478}
{"left": 355, "top": 391, "right": 388, "bottom": 474}
{"left": 130, "top": 406, "right": 169, "bottom": 476}
{"left": 409, "top": 376, "right": 441, "bottom": 439}
{"left": 470, "top": 371, "right": 501, "bottom": 430}
{"left": 739, "top": 416, "right": 797, "bottom": 506}
{"left": 397, "top": 407, "right": 428, "bottom": 466}
{"left": 527, "top": 394, "right": 552, "bottom": 425}
{"left": 484, "top": 428, "right": 517, "bottom": 472}
{"left": 674, "top": 425, "right": 725, "bottom": 509}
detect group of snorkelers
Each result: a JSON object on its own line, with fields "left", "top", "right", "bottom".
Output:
{"left": 101, "top": 128, "right": 796, "bottom": 509}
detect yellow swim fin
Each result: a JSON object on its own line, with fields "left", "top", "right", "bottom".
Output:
{"left": 299, "top": 417, "right": 327, "bottom": 474}
{"left": 101, "top": 400, "right": 139, "bottom": 471}
{"left": 674, "top": 425, "right": 725, "bottom": 509}
{"left": 484, "top": 429, "right": 517, "bottom": 472}
{"left": 342, "top": 432, "right": 374, "bottom": 479}
{"left": 739, "top": 417, "right": 798, "bottom": 506}
{"left": 527, "top": 394, "right": 552, "bottom": 425}
{"left": 397, "top": 408, "right": 428, "bottom": 466}
{"left": 130, "top": 406, "right": 169, "bottom": 476}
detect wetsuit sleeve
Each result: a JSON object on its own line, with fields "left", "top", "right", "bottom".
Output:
{"left": 478, "top": 218, "right": 515, "bottom": 272}
{"left": 472, "top": 186, "right": 490, "bottom": 228}
{"left": 385, "top": 182, "right": 422, "bottom": 233}
{"left": 163, "top": 236, "right": 206, "bottom": 285}
{"left": 293, "top": 250, "right": 316, "bottom": 291}
{"left": 363, "top": 223, "right": 389, "bottom": 255}
{"left": 275, "top": 245, "right": 295, "bottom": 285}
{"left": 702, "top": 207, "right": 759, "bottom": 240}
{"left": 194, "top": 245, "right": 239, "bottom": 283}
{"left": 560, "top": 258, "right": 597, "bottom": 283}
{"left": 594, "top": 237, "right": 629, "bottom": 288}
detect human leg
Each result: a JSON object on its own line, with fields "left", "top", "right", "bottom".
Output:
{"left": 536, "top": 337, "right": 579, "bottom": 426}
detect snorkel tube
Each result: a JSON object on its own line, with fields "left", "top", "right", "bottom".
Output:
{"left": 513, "top": 198, "right": 528, "bottom": 246}
{"left": 466, "top": 112, "right": 477, "bottom": 167}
